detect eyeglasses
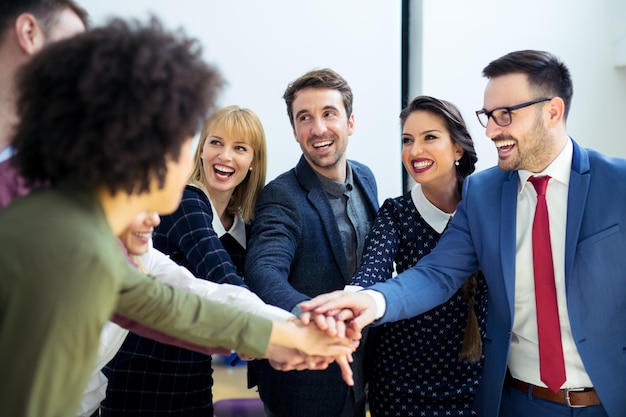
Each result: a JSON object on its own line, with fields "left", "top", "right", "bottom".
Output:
{"left": 475, "top": 97, "right": 553, "bottom": 128}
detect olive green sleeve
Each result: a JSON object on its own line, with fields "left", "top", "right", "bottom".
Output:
{"left": 115, "top": 264, "right": 272, "bottom": 358}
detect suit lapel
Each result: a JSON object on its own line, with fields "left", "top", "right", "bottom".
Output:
{"left": 500, "top": 171, "right": 519, "bottom": 318}
{"left": 295, "top": 157, "right": 350, "bottom": 280}
{"left": 351, "top": 162, "right": 379, "bottom": 215}
{"left": 564, "top": 140, "right": 590, "bottom": 285}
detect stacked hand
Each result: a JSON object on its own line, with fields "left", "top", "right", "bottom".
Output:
{"left": 257, "top": 290, "right": 378, "bottom": 386}
{"left": 301, "top": 290, "right": 379, "bottom": 332}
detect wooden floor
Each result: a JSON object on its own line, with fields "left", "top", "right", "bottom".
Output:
{"left": 212, "top": 355, "right": 259, "bottom": 401}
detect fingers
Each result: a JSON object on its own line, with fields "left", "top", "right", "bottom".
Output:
{"left": 335, "top": 318, "right": 346, "bottom": 339}
{"left": 335, "top": 354, "right": 354, "bottom": 386}
{"left": 313, "top": 313, "right": 336, "bottom": 336}
{"left": 299, "top": 311, "right": 311, "bottom": 325}
{"left": 299, "top": 290, "right": 347, "bottom": 313}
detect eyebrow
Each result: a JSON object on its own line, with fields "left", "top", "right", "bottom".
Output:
{"left": 402, "top": 129, "right": 442, "bottom": 136}
{"left": 294, "top": 105, "right": 340, "bottom": 121}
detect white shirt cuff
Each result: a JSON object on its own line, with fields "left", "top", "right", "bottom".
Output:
{"left": 360, "top": 289, "right": 386, "bottom": 320}
{"left": 343, "top": 284, "right": 363, "bottom": 293}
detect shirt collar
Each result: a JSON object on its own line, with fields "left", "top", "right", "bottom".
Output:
{"left": 518, "top": 136, "right": 573, "bottom": 192}
{"left": 190, "top": 183, "right": 247, "bottom": 249}
{"left": 315, "top": 164, "right": 354, "bottom": 198}
{"left": 410, "top": 183, "right": 455, "bottom": 234}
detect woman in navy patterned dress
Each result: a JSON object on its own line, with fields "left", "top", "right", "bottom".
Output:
{"left": 103, "top": 106, "right": 267, "bottom": 416}
{"left": 353, "top": 96, "right": 487, "bottom": 416}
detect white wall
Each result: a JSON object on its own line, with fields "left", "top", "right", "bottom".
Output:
{"left": 76, "top": 0, "right": 626, "bottom": 198}
{"left": 412, "top": 0, "right": 626, "bottom": 173}
{"left": 79, "top": 0, "right": 404, "bottom": 201}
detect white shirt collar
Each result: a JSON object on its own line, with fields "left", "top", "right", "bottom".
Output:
{"left": 205, "top": 189, "right": 247, "bottom": 249}
{"left": 410, "top": 183, "right": 455, "bottom": 234}
{"left": 517, "top": 136, "right": 573, "bottom": 192}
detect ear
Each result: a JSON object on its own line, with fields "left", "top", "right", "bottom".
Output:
{"left": 454, "top": 142, "right": 464, "bottom": 160}
{"left": 15, "top": 13, "right": 46, "bottom": 55}
{"left": 347, "top": 113, "right": 355, "bottom": 136}
{"left": 545, "top": 96, "right": 565, "bottom": 128}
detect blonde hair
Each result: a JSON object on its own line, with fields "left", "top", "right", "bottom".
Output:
{"left": 188, "top": 106, "right": 267, "bottom": 222}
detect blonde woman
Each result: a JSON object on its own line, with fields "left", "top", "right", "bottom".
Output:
{"left": 103, "top": 106, "right": 269, "bottom": 416}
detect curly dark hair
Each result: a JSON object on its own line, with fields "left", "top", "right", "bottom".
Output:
{"left": 13, "top": 17, "right": 224, "bottom": 195}
{"left": 282, "top": 68, "right": 353, "bottom": 128}
{"left": 400, "top": 95, "right": 478, "bottom": 196}
{"left": 0, "top": 0, "right": 89, "bottom": 39}
{"left": 482, "top": 50, "right": 573, "bottom": 120}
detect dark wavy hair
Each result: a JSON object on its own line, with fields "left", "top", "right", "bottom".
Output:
{"left": 282, "top": 68, "right": 353, "bottom": 128}
{"left": 400, "top": 95, "right": 478, "bottom": 196}
{"left": 482, "top": 50, "right": 573, "bottom": 120}
{"left": 13, "top": 17, "right": 224, "bottom": 195}
{"left": 0, "top": 0, "right": 89, "bottom": 39}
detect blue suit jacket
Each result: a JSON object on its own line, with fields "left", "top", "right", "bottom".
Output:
{"left": 245, "top": 155, "right": 378, "bottom": 417}
{"left": 372, "top": 140, "right": 626, "bottom": 417}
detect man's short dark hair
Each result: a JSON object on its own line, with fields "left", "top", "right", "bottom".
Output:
{"left": 0, "top": 0, "right": 89, "bottom": 39}
{"left": 282, "top": 68, "right": 353, "bottom": 127}
{"left": 13, "top": 17, "right": 224, "bottom": 195}
{"left": 482, "top": 50, "right": 574, "bottom": 120}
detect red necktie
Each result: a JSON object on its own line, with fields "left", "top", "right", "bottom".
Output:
{"left": 529, "top": 175, "right": 566, "bottom": 392}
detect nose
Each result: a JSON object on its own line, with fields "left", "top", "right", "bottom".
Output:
{"left": 145, "top": 211, "right": 161, "bottom": 227}
{"left": 311, "top": 116, "right": 328, "bottom": 136}
{"left": 484, "top": 116, "right": 502, "bottom": 139}
{"left": 409, "top": 140, "right": 424, "bottom": 156}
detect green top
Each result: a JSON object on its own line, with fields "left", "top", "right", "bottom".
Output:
{"left": 0, "top": 181, "right": 272, "bottom": 417}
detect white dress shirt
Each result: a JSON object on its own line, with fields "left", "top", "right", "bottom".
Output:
{"left": 509, "top": 137, "right": 593, "bottom": 389}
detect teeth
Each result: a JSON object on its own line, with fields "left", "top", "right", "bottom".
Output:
{"left": 132, "top": 232, "right": 151, "bottom": 239}
{"left": 313, "top": 140, "right": 332, "bottom": 148}
{"left": 413, "top": 160, "right": 433, "bottom": 169}
{"left": 495, "top": 140, "right": 515, "bottom": 148}
{"left": 214, "top": 164, "right": 234, "bottom": 174}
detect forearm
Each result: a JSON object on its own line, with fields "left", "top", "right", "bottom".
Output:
{"left": 117, "top": 266, "right": 272, "bottom": 357}
{"left": 146, "top": 248, "right": 293, "bottom": 321}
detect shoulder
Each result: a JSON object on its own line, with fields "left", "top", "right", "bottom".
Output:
{"left": 182, "top": 184, "right": 210, "bottom": 202}
{"left": 260, "top": 168, "right": 302, "bottom": 199}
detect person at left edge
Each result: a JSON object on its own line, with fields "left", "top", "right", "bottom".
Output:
{"left": 0, "top": 18, "right": 355, "bottom": 417}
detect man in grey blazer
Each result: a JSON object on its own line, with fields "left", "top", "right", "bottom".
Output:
{"left": 245, "top": 68, "right": 378, "bottom": 417}
{"left": 303, "top": 51, "right": 624, "bottom": 417}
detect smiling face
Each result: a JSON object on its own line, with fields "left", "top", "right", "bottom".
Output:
{"left": 291, "top": 87, "right": 354, "bottom": 181}
{"left": 118, "top": 211, "right": 160, "bottom": 256}
{"left": 402, "top": 110, "right": 463, "bottom": 189}
{"left": 483, "top": 73, "right": 556, "bottom": 173}
{"left": 200, "top": 126, "right": 254, "bottom": 197}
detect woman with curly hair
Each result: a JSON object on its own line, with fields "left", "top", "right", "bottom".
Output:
{"left": 0, "top": 18, "right": 354, "bottom": 417}
{"left": 352, "top": 96, "right": 488, "bottom": 416}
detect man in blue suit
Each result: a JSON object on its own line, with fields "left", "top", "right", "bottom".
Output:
{"left": 245, "top": 68, "right": 378, "bottom": 417}
{"left": 303, "top": 50, "right": 624, "bottom": 417}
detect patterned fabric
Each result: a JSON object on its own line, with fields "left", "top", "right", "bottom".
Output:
{"left": 352, "top": 192, "right": 487, "bottom": 417}
{"left": 153, "top": 185, "right": 245, "bottom": 287}
{"left": 102, "top": 185, "right": 247, "bottom": 416}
